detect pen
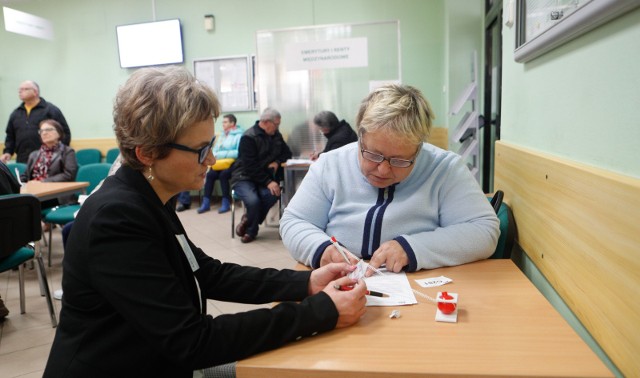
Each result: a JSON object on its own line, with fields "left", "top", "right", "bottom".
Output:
{"left": 330, "top": 236, "right": 352, "bottom": 265}
{"left": 333, "top": 284, "right": 389, "bottom": 298}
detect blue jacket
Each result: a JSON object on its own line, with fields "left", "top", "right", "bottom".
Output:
{"left": 212, "top": 126, "right": 243, "bottom": 159}
{"left": 281, "top": 142, "right": 499, "bottom": 271}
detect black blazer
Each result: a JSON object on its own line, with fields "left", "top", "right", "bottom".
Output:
{"left": 44, "top": 165, "right": 338, "bottom": 378}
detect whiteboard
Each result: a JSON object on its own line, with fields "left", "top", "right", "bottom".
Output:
{"left": 193, "top": 55, "right": 252, "bottom": 112}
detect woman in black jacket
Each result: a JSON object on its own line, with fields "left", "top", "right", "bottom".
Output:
{"left": 43, "top": 66, "right": 367, "bottom": 378}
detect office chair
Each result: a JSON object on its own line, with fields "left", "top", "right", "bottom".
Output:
{"left": 75, "top": 148, "right": 102, "bottom": 167}
{"left": 105, "top": 147, "right": 120, "bottom": 164}
{"left": 487, "top": 190, "right": 517, "bottom": 259}
{"left": 6, "top": 162, "right": 27, "bottom": 181}
{"left": 0, "top": 194, "right": 57, "bottom": 327}
{"left": 44, "top": 163, "right": 111, "bottom": 266}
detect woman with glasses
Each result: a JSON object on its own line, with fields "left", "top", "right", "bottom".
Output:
{"left": 44, "top": 66, "right": 367, "bottom": 378}
{"left": 281, "top": 84, "right": 500, "bottom": 276}
{"left": 22, "top": 119, "right": 78, "bottom": 206}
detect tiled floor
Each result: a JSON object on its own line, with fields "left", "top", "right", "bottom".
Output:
{"left": 0, "top": 201, "right": 293, "bottom": 377}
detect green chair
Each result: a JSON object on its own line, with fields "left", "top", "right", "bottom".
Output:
{"left": 487, "top": 190, "right": 517, "bottom": 259}
{"left": 6, "top": 162, "right": 27, "bottom": 182}
{"left": 44, "top": 163, "right": 111, "bottom": 266}
{"left": 75, "top": 148, "right": 102, "bottom": 167}
{"left": 0, "top": 194, "right": 57, "bottom": 327}
{"left": 106, "top": 147, "right": 120, "bottom": 164}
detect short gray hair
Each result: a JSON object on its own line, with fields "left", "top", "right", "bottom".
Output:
{"left": 260, "top": 107, "right": 281, "bottom": 122}
{"left": 356, "top": 84, "right": 434, "bottom": 146}
{"left": 313, "top": 111, "right": 339, "bottom": 130}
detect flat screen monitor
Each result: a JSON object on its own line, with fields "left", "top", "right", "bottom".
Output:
{"left": 116, "top": 19, "right": 183, "bottom": 68}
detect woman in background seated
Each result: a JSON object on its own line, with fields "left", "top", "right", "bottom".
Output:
{"left": 44, "top": 66, "right": 367, "bottom": 378}
{"left": 22, "top": 119, "right": 78, "bottom": 207}
{"left": 309, "top": 110, "right": 358, "bottom": 161}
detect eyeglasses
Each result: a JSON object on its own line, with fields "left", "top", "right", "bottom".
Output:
{"left": 38, "top": 127, "right": 57, "bottom": 134}
{"left": 359, "top": 144, "right": 421, "bottom": 168}
{"left": 167, "top": 135, "right": 216, "bottom": 164}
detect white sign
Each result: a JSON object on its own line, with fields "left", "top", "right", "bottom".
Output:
{"left": 3, "top": 7, "right": 54, "bottom": 41}
{"left": 285, "top": 38, "right": 368, "bottom": 71}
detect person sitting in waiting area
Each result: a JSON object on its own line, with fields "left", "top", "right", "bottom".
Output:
{"left": 22, "top": 119, "right": 78, "bottom": 207}
{"left": 43, "top": 66, "right": 366, "bottom": 377}
{"left": 230, "top": 108, "right": 292, "bottom": 243}
{"left": 281, "top": 84, "right": 500, "bottom": 274}
{"left": 309, "top": 110, "right": 358, "bottom": 161}
{"left": 197, "top": 113, "right": 243, "bottom": 214}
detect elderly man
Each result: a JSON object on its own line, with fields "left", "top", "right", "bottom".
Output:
{"left": 2, "top": 80, "right": 71, "bottom": 163}
{"left": 231, "top": 108, "right": 292, "bottom": 243}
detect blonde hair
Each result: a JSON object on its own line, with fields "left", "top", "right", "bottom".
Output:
{"left": 113, "top": 66, "right": 220, "bottom": 170}
{"left": 356, "top": 84, "right": 435, "bottom": 146}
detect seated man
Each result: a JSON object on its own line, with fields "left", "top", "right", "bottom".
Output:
{"left": 231, "top": 108, "right": 292, "bottom": 243}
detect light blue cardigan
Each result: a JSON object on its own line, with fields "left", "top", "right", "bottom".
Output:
{"left": 213, "top": 127, "right": 243, "bottom": 159}
{"left": 280, "top": 142, "right": 500, "bottom": 271}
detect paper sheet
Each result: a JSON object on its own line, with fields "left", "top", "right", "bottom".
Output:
{"left": 363, "top": 267, "right": 418, "bottom": 307}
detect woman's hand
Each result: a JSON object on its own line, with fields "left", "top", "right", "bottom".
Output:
{"left": 308, "top": 263, "right": 355, "bottom": 296}
{"left": 319, "top": 244, "right": 359, "bottom": 267}
{"left": 323, "top": 276, "right": 368, "bottom": 328}
{"left": 365, "top": 240, "right": 409, "bottom": 277}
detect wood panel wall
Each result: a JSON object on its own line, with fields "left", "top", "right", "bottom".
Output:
{"left": 494, "top": 141, "right": 640, "bottom": 377}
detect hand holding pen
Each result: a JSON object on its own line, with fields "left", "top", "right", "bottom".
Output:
{"left": 320, "top": 236, "right": 360, "bottom": 267}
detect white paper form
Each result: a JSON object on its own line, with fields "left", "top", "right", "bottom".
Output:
{"left": 363, "top": 268, "right": 418, "bottom": 307}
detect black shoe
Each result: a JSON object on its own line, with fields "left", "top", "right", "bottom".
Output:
{"left": 0, "top": 297, "right": 9, "bottom": 320}
{"left": 176, "top": 203, "right": 190, "bottom": 212}
{"left": 235, "top": 214, "right": 248, "bottom": 237}
{"left": 241, "top": 234, "right": 256, "bottom": 243}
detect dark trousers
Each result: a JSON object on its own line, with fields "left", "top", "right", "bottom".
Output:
{"left": 177, "top": 191, "right": 191, "bottom": 206}
{"left": 203, "top": 168, "right": 232, "bottom": 200}
{"left": 232, "top": 180, "right": 278, "bottom": 238}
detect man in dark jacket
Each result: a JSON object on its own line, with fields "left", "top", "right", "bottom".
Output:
{"left": 310, "top": 110, "right": 358, "bottom": 161}
{"left": 2, "top": 81, "right": 71, "bottom": 163}
{"left": 231, "top": 108, "right": 292, "bottom": 243}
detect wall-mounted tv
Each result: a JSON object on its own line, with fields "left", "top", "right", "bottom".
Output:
{"left": 116, "top": 19, "right": 183, "bottom": 68}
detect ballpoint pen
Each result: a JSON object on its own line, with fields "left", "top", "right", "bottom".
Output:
{"left": 333, "top": 284, "right": 389, "bottom": 298}
{"left": 330, "top": 236, "right": 352, "bottom": 265}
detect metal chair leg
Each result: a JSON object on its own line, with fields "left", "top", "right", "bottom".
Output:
{"left": 231, "top": 190, "right": 236, "bottom": 238}
{"left": 35, "top": 241, "right": 57, "bottom": 327}
{"left": 18, "top": 263, "right": 26, "bottom": 314}
{"left": 48, "top": 224, "right": 53, "bottom": 267}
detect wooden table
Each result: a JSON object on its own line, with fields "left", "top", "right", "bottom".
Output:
{"left": 237, "top": 259, "right": 612, "bottom": 377}
{"left": 21, "top": 181, "right": 89, "bottom": 202}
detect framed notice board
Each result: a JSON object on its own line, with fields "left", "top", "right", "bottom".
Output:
{"left": 193, "top": 55, "right": 253, "bottom": 112}
{"left": 514, "top": 0, "right": 640, "bottom": 62}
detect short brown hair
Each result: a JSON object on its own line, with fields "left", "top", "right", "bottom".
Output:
{"left": 113, "top": 66, "right": 221, "bottom": 171}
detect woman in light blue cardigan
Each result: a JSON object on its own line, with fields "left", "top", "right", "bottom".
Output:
{"left": 281, "top": 84, "right": 499, "bottom": 274}
{"left": 197, "top": 114, "right": 243, "bottom": 213}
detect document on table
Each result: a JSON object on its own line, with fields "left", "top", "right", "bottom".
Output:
{"left": 363, "top": 268, "right": 417, "bottom": 306}
{"left": 285, "top": 158, "right": 313, "bottom": 165}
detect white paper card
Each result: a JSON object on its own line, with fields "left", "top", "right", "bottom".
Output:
{"left": 415, "top": 275, "right": 453, "bottom": 288}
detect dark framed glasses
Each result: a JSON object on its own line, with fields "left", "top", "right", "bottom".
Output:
{"left": 359, "top": 143, "right": 421, "bottom": 168}
{"left": 167, "top": 135, "right": 216, "bottom": 164}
